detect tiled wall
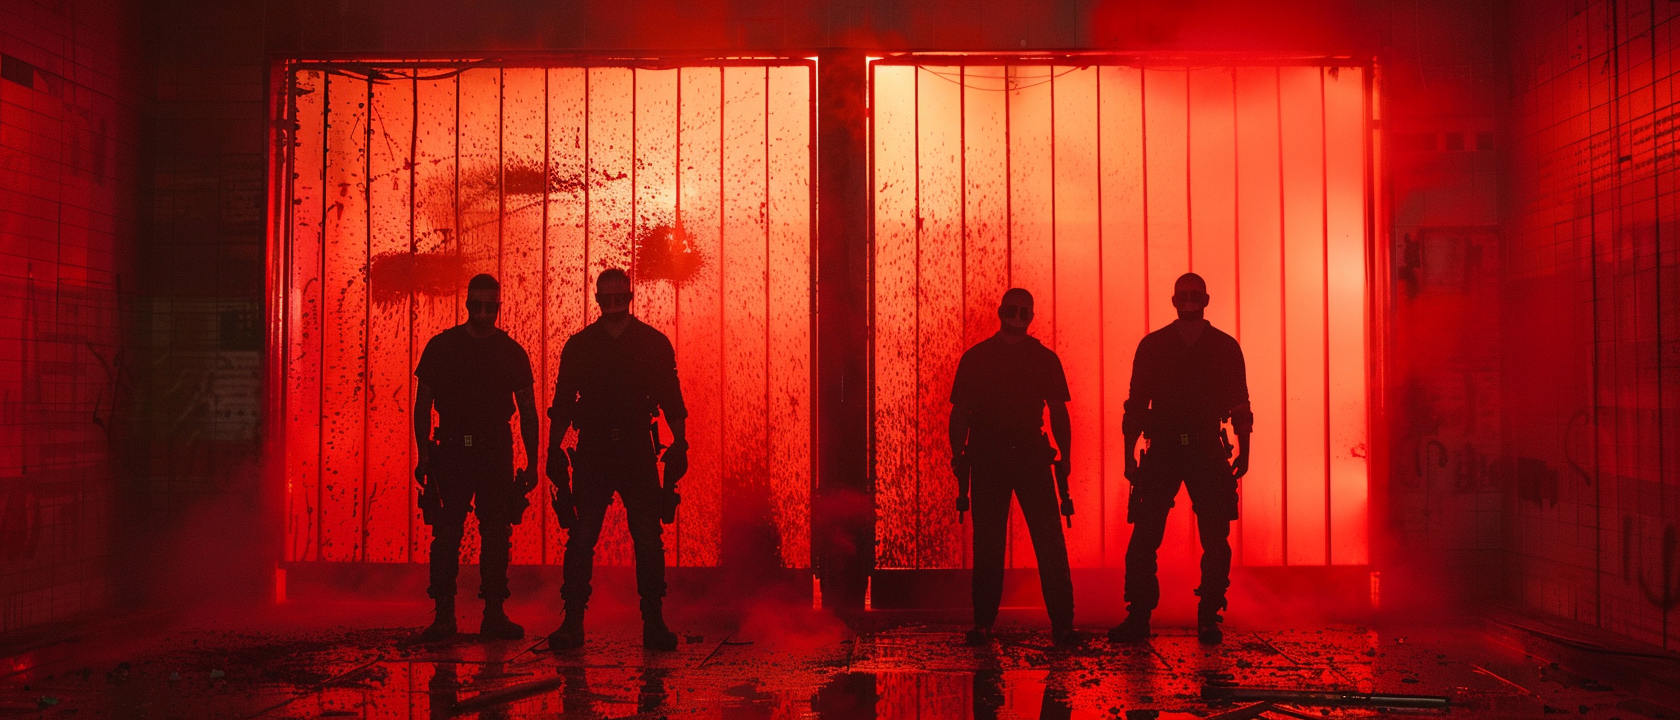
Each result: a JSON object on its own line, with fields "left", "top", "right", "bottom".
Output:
{"left": 137, "top": 0, "right": 269, "bottom": 557}
{"left": 1509, "top": 0, "right": 1680, "bottom": 649}
{"left": 1375, "top": 0, "right": 1513, "bottom": 595}
{"left": 0, "top": 0, "right": 142, "bottom": 634}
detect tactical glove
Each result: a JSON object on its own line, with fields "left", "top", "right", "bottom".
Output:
{"left": 1231, "top": 451, "right": 1250, "bottom": 481}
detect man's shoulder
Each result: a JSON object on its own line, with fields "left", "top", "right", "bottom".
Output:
{"left": 492, "top": 328, "right": 531, "bottom": 357}
{"left": 627, "top": 317, "right": 674, "bottom": 347}
{"left": 961, "top": 334, "right": 1059, "bottom": 363}
{"left": 417, "top": 326, "right": 469, "bottom": 381}
{"left": 1204, "top": 324, "right": 1240, "bottom": 349}
{"left": 1147, "top": 323, "right": 1183, "bottom": 340}
{"left": 424, "top": 324, "right": 468, "bottom": 349}
{"left": 565, "top": 317, "right": 672, "bottom": 350}
{"left": 960, "top": 333, "right": 1004, "bottom": 360}
{"left": 1027, "top": 334, "right": 1058, "bottom": 356}
{"left": 1139, "top": 325, "right": 1177, "bottom": 347}
{"left": 1010, "top": 335, "right": 1062, "bottom": 366}
{"left": 566, "top": 320, "right": 606, "bottom": 345}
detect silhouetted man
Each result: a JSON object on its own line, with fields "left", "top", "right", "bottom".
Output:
{"left": 949, "top": 288, "right": 1078, "bottom": 647}
{"left": 1108, "top": 273, "right": 1252, "bottom": 646}
{"left": 412, "top": 273, "right": 540, "bottom": 643}
{"left": 547, "top": 268, "right": 688, "bottom": 651}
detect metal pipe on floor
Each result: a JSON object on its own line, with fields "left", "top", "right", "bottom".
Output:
{"left": 1202, "top": 685, "right": 1450, "bottom": 709}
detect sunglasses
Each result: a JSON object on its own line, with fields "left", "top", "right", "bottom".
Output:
{"left": 465, "top": 300, "right": 501, "bottom": 313}
{"left": 999, "top": 305, "right": 1033, "bottom": 320}
{"left": 596, "top": 291, "right": 633, "bottom": 307}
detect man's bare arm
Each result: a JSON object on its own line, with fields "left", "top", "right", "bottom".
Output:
{"left": 1122, "top": 342, "right": 1150, "bottom": 480}
{"left": 1230, "top": 401, "right": 1253, "bottom": 480}
{"left": 515, "top": 386, "right": 540, "bottom": 467}
{"left": 948, "top": 403, "right": 974, "bottom": 514}
{"left": 949, "top": 404, "right": 972, "bottom": 459}
{"left": 1230, "top": 344, "right": 1253, "bottom": 480}
{"left": 514, "top": 386, "right": 540, "bottom": 492}
{"left": 1048, "top": 400, "right": 1073, "bottom": 498}
{"left": 414, "top": 382, "right": 435, "bottom": 481}
{"left": 548, "top": 341, "right": 578, "bottom": 447}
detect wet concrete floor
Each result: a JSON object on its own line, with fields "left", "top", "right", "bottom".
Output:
{"left": 1, "top": 600, "right": 1676, "bottom": 719}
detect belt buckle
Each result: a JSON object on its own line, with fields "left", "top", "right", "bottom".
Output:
{"left": 464, "top": 435, "right": 473, "bottom": 447}
{"left": 611, "top": 428, "right": 621, "bottom": 441}
{"left": 1180, "top": 434, "right": 1189, "bottom": 446}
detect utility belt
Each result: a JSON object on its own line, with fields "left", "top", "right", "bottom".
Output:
{"left": 967, "top": 432, "right": 1057, "bottom": 464}
{"left": 420, "top": 428, "right": 525, "bottom": 527}
{"left": 576, "top": 421, "right": 662, "bottom": 465}
{"left": 433, "top": 427, "right": 512, "bottom": 449}
{"left": 577, "top": 422, "right": 656, "bottom": 444}
{"left": 1145, "top": 426, "right": 1227, "bottom": 451}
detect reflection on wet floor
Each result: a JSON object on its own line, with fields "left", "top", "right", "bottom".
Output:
{"left": 1, "top": 605, "right": 1676, "bottom": 718}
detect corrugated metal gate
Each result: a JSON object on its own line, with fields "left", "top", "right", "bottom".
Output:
{"left": 870, "top": 59, "right": 1373, "bottom": 570}
{"left": 277, "top": 60, "right": 815, "bottom": 568}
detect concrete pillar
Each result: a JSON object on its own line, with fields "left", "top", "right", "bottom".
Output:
{"left": 814, "top": 50, "right": 873, "bottom": 615}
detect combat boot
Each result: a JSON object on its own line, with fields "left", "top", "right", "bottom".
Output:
{"left": 411, "top": 597, "right": 458, "bottom": 644}
{"left": 547, "top": 603, "right": 585, "bottom": 650}
{"left": 480, "top": 598, "right": 525, "bottom": 640}
{"left": 641, "top": 599, "right": 679, "bottom": 651}
{"left": 1106, "top": 612, "right": 1151, "bottom": 643}
{"left": 1196, "top": 595, "right": 1226, "bottom": 645}
{"left": 1050, "top": 622, "right": 1085, "bottom": 648}
{"left": 1197, "top": 609, "right": 1224, "bottom": 645}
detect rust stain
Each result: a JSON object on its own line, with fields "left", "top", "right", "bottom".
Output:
{"left": 366, "top": 251, "right": 466, "bottom": 306}
{"left": 635, "top": 222, "right": 704, "bottom": 286}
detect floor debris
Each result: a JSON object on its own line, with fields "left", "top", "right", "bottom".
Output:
{"left": 1, "top": 601, "right": 1677, "bottom": 717}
